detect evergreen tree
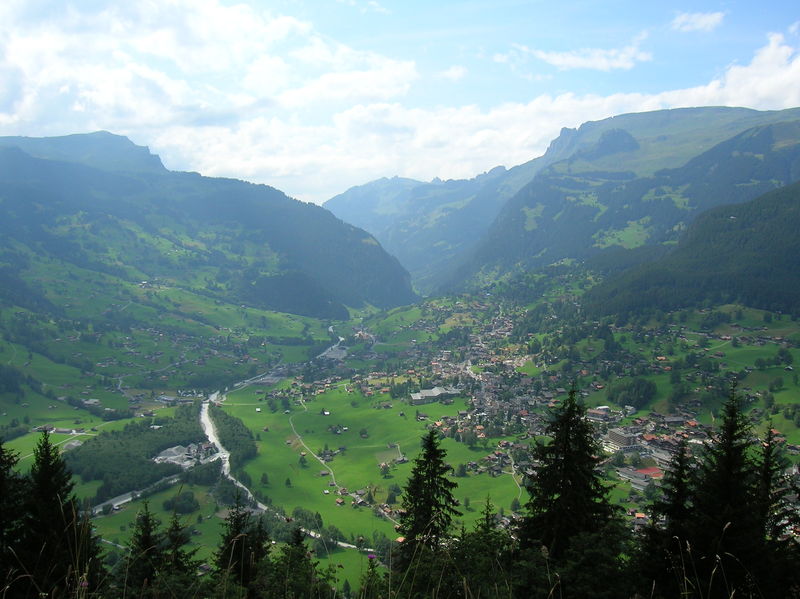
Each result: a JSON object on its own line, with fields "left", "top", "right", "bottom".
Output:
{"left": 214, "top": 493, "right": 271, "bottom": 595}
{"left": 121, "top": 501, "right": 163, "bottom": 596}
{"left": 516, "top": 388, "right": 628, "bottom": 598}
{"left": 255, "top": 527, "right": 334, "bottom": 599}
{"left": 751, "top": 424, "right": 800, "bottom": 596}
{"left": 152, "top": 512, "right": 205, "bottom": 597}
{"left": 519, "top": 388, "right": 615, "bottom": 559}
{"left": 688, "top": 390, "right": 761, "bottom": 598}
{"left": 0, "top": 439, "right": 28, "bottom": 590}
{"left": 395, "top": 430, "right": 461, "bottom": 573}
{"left": 636, "top": 440, "right": 694, "bottom": 598}
{"left": 451, "top": 498, "right": 514, "bottom": 598}
{"left": 18, "top": 431, "right": 103, "bottom": 597}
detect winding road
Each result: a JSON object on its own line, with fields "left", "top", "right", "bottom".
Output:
{"left": 201, "top": 391, "right": 367, "bottom": 550}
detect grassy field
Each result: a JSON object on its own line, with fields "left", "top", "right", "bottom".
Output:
{"left": 222, "top": 382, "right": 521, "bottom": 543}
{"left": 92, "top": 482, "right": 222, "bottom": 560}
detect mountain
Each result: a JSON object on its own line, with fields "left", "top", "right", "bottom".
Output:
{"left": 584, "top": 180, "right": 800, "bottom": 315}
{"left": 326, "top": 106, "right": 800, "bottom": 294}
{"left": 0, "top": 131, "right": 166, "bottom": 173}
{"left": 0, "top": 133, "right": 417, "bottom": 320}
{"left": 324, "top": 158, "right": 548, "bottom": 294}
{"left": 448, "top": 107, "right": 800, "bottom": 289}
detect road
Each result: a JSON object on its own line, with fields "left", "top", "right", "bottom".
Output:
{"left": 202, "top": 389, "right": 367, "bottom": 551}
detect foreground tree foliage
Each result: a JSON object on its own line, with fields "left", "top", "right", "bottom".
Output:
{"left": 636, "top": 390, "right": 800, "bottom": 599}
{"left": 3, "top": 390, "right": 800, "bottom": 599}
{"left": 393, "top": 429, "right": 461, "bottom": 596}
{"left": 2, "top": 432, "right": 103, "bottom": 598}
{"left": 516, "top": 388, "right": 629, "bottom": 599}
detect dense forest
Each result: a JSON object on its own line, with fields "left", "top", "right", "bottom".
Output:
{"left": 586, "top": 181, "right": 800, "bottom": 316}
{"left": 64, "top": 403, "right": 207, "bottom": 504}
{"left": 0, "top": 136, "right": 417, "bottom": 319}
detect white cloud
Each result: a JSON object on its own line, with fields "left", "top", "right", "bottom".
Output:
{"left": 513, "top": 33, "right": 651, "bottom": 71}
{"left": 440, "top": 65, "right": 467, "bottom": 81}
{"left": 671, "top": 11, "right": 725, "bottom": 33}
{"left": 0, "top": 0, "right": 799, "bottom": 204}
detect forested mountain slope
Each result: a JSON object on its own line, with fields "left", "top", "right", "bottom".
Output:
{"left": 326, "top": 106, "right": 800, "bottom": 293}
{"left": 450, "top": 116, "right": 800, "bottom": 289}
{"left": 0, "top": 133, "right": 417, "bottom": 319}
{"left": 585, "top": 180, "right": 800, "bottom": 315}
{"left": 324, "top": 162, "right": 543, "bottom": 294}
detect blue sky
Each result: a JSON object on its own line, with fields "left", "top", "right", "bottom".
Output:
{"left": 1, "top": 0, "right": 798, "bottom": 202}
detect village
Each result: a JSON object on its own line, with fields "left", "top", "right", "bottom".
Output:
{"left": 244, "top": 299, "right": 800, "bottom": 529}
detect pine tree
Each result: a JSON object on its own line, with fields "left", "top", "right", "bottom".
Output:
{"left": 121, "top": 501, "right": 163, "bottom": 596}
{"left": 0, "top": 439, "right": 28, "bottom": 590}
{"left": 214, "top": 493, "right": 271, "bottom": 595}
{"left": 689, "top": 390, "right": 761, "bottom": 598}
{"left": 751, "top": 424, "right": 800, "bottom": 596}
{"left": 636, "top": 439, "right": 694, "bottom": 598}
{"left": 451, "top": 498, "right": 514, "bottom": 597}
{"left": 255, "top": 527, "right": 334, "bottom": 599}
{"left": 395, "top": 430, "right": 461, "bottom": 572}
{"left": 18, "top": 431, "right": 103, "bottom": 597}
{"left": 152, "top": 512, "right": 205, "bottom": 597}
{"left": 519, "top": 388, "right": 615, "bottom": 559}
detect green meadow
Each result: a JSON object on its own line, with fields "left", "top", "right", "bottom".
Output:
{"left": 222, "top": 382, "right": 521, "bottom": 543}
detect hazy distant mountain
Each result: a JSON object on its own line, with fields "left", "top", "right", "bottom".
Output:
{"left": 585, "top": 180, "right": 800, "bottom": 315}
{"left": 0, "top": 131, "right": 166, "bottom": 173}
{"left": 0, "top": 133, "right": 417, "bottom": 319}
{"left": 327, "top": 106, "right": 800, "bottom": 294}
{"left": 324, "top": 158, "right": 547, "bottom": 294}
{"left": 445, "top": 106, "right": 800, "bottom": 290}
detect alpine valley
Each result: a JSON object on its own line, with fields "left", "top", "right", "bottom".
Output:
{"left": 3, "top": 106, "right": 800, "bottom": 598}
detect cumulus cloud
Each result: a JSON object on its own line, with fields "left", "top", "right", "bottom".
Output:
{"left": 0, "top": 0, "right": 799, "bottom": 203}
{"left": 671, "top": 11, "right": 725, "bottom": 32}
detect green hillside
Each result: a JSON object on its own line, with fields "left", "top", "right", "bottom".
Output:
{"left": 0, "top": 134, "right": 417, "bottom": 318}
{"left": 452, "top": 116, "right": 800, "bottom": 289}
{"left": 326, "top": 107, "right": 800, "bottom": 295}
{"left": 325, "top": 164, "right": 542, "bottom": 294}
{"left": 585, "top": 180, "right": 800, "bottom": 315}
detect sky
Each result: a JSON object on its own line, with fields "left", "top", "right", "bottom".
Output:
{"left": 1, "top": 1, "right": 799, "bottom": 203}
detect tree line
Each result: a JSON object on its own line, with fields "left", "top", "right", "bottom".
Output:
{"left": 3, "top": 387, "right": 800, "bottom": 597}
{"left": 388, "top": 388, "right": 800, "bottom": 599}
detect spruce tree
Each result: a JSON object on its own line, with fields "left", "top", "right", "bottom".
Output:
{"left": 152, "top": 512, "right": 205, "bottom": 597}
{"left": 255, "top": 527, "right": 334, "bottom": 599}
{"left": 214, "top": 493, "right": 271, "bottom": 595}
{"left": 689, "top": 390, "right": 761, "bottom": 598}
{"left": 751, "top": 424, "right": 800, "bottom": 596}
{"left": 0, "top": 439, "right": 28, "bottom": 590}
{"left": 18, "top": 431, "right": 102, "bottom": 597}
{"left": 519, "top": 388, "right": 615, "bottom": 559}
{"left": 451, "top": 498, "right": 514, "bottom": 597}
{"left": 121, "top": 501, "right": 163, "bottom": 596}
{"left": 636, "top": 439, "right": 694, "bottom": 598}
{"left": 395, "top": 429, "right": 461, "bottom": 573}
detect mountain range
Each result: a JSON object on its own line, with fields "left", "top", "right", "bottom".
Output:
{"left": 0, "top": 132, "right": 417, "bottom": 320}
{"left": 325, "top": 106, "right": 800, "bottom": 295}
